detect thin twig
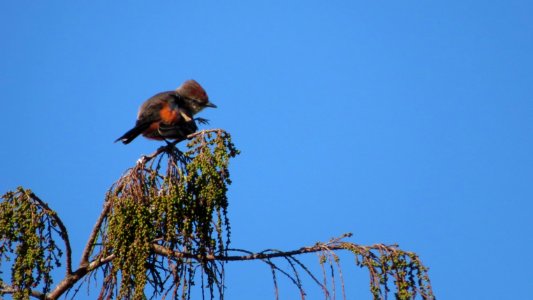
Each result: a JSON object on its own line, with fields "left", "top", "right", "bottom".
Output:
{"left": 151, "top": 239, "right": 395, "bottom": 263}
{"left": 0, "top": 282, "right": 45, "bottom": 299}
{"left": 80, "top": 201, "right": 112, "bottom": 266}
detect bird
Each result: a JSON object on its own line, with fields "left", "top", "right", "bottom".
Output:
{"left": 115, "top": 80, "right": 216, "bottom": 145}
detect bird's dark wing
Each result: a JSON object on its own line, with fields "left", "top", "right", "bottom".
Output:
{"left": 136, "top": 91, "right": 175, "bottom": 125}
{"left": 115, "top": 91, "right": 173, "bottom": 144}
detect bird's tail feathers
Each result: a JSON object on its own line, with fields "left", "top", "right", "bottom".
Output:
{"left": 115, "top": 123, "right": 151, "bottom": 144}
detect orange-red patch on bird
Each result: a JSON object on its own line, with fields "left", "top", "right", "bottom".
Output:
{"left": 142, "top": 122, "right": 164, "bottom": 140}
{"left": 159, "top": 103, "right": 179, "bottom": 124}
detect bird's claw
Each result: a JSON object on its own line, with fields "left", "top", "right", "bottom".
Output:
{"left": 195, "top": 117, "right": 210, "bottom": 125}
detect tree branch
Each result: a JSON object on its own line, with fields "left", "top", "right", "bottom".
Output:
{"left": 149, "top": 233, "right": 394, "bottom": 262}
{"left": 80, "top": 201, "right": 112, "bottom": 266}
{"left": 26, "top": 233, "right": 418, "bottom": 300}
{"left": 0, "top": 282, "right": 45, "bottom": 299}
{"left": 46, "top": 254, "right": 115, "bottom": 300}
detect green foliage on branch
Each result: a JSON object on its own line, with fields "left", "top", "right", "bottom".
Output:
{"left": 0, "top": 129, "right": 435, "bottom": 300}
{"left": 0, "top": 188, "right": 64, "bottom": 299}
{"left": 99, "top": 130, "right": 239, "bottom": 299}
{"left": 340, "top": 242, "right": 433, "bottom": 299}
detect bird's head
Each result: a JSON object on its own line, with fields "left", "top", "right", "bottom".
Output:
{"left": 176, "top": 80, "right": 217, "bottom": 114}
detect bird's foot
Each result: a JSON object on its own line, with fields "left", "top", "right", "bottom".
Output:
{"left": 195, "top": 117, "right": 210, "bottom": 125}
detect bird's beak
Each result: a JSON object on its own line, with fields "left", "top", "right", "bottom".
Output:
{"left": 205, "top": 102, "right": 217, "bottom": 108}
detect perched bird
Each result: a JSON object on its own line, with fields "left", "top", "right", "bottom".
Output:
{"left": 115, "top": 80, "right": 216, "bottom": 144}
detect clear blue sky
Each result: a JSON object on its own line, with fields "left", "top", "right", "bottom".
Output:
{"left": 1, "top": 1, "right": 532, "bottom": 299}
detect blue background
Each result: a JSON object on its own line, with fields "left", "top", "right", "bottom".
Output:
{"left": 1, "top": 1, "right": 532, "bottom": 299}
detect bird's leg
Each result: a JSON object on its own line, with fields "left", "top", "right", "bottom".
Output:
{"left": 162, "top": 139, "right": 179, "bottom": 152}
{"left": 161, "top": 139, "right": 188, "bottom": 163}
{"left": 165, "top": 142, "right": 187, "bottom": 164}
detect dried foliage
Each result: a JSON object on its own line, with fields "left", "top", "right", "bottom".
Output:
{"left": 0, "top": 129, "right": 435, "bottom": 300}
